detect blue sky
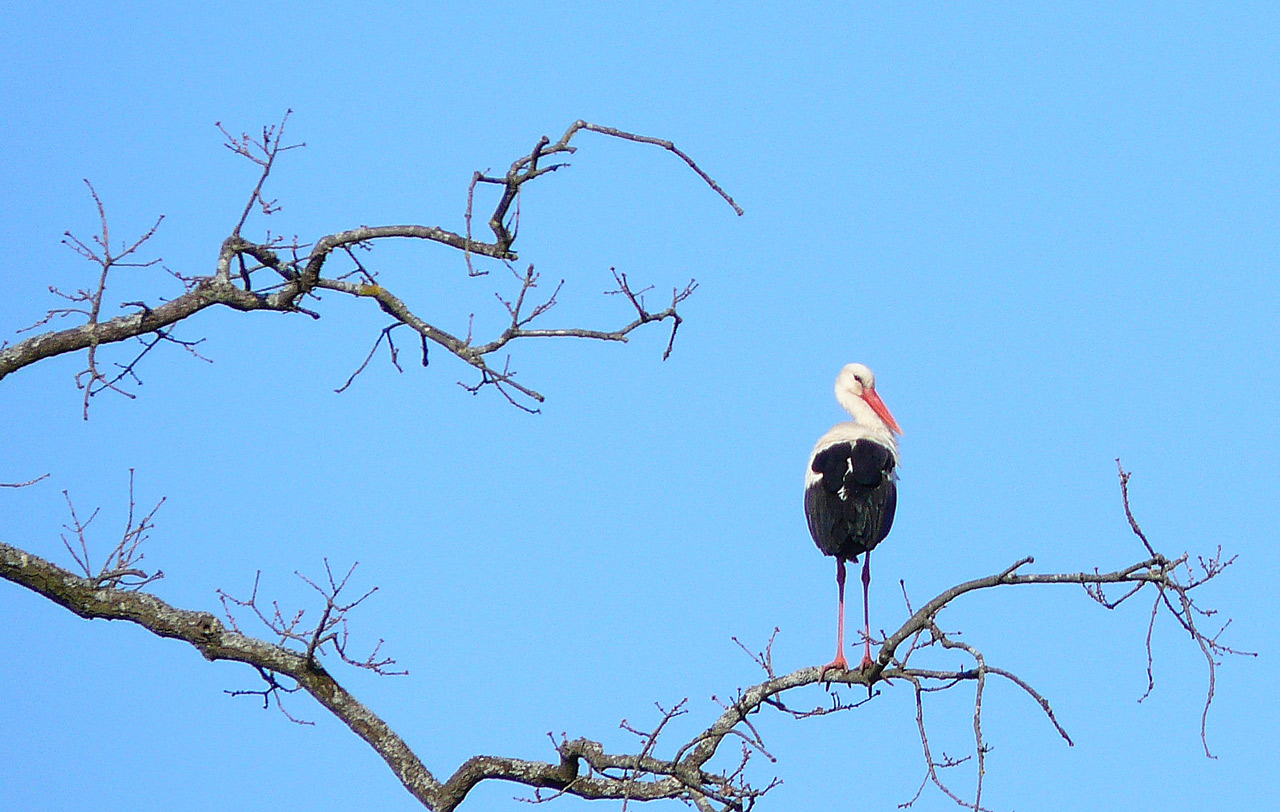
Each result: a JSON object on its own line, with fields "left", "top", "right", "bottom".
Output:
{"left": 1, "top": 3, "right": 1276, "bottom": 810}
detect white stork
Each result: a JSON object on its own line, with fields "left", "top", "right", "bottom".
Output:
{"left": 804, "top": 363, "right": 902, "bottom": 673}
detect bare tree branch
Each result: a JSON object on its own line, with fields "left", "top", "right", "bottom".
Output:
{"left": 0, "top": 463, "right": 1242, "bottom": 812}
{"left": 572, "top": 121, "right": 744, "bottom": 216}
{"left": 0, "top": 473, "right": 50, "bottom": 488}
{"left": 2, "top": 119, "right": 736, "bottom": 413}
{"left": 56, "top": 470, "right": 165, "bottom": 589}
{"left": 216, "top": 109, "right": 305, "bottom": 237}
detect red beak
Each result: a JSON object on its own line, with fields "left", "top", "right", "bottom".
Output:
{"left": 861, "top": 388, "right": 903, "bottom": 435}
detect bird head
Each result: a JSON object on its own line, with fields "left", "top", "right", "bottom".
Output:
{"left": 835, "top": 363, "right": 903, "bottom": 435}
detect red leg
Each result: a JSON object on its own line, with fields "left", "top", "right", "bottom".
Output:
{"left": 858, "top": 551, "right": 874, "bottom": 670}
{"left": 820, "top": 558, "right": 849, "bottom": 676}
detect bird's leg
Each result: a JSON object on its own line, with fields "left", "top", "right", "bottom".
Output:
{"left": 858, "top": 551, "right": 874, "bottom": 670}
{"left": 820, "top": 558, "right": 850, "bottom": 677}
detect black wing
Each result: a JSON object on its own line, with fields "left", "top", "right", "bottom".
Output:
{"left": 805, "top": 439, "right": 897, "bottom": 560}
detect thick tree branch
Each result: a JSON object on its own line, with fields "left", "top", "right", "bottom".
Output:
{"left": 0, "top": 464, "right": 1243, "bottom": 812}
{"left": 0, "top": 540, "right": 446, "bottom": 807}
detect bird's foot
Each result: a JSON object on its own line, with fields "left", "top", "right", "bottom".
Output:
{"left": 857, "top": 653, "right": 876, "bottom": 671}
{"left": 819, "top": 653, "right": 850, "bottom": 680}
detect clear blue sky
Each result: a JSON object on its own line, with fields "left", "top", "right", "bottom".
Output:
{"left": 1, "top": 3, "right": 1276, "bottom": 810}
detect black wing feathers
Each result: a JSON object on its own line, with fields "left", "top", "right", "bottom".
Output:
{"left": 805, "top": 439, "right": 897, "bottom": 560}
{"left": 813, "top": 440, "right": 891, "bottom": 488}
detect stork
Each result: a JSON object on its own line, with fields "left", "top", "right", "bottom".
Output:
{"left": 804, "top": 363, "right": 902, "bottom": 673}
